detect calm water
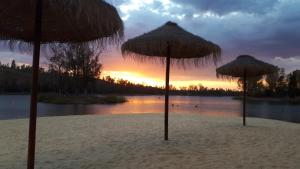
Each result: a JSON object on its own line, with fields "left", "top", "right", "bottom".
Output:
{"left": 0, "top": 95, "right": 300, "bottom": 123}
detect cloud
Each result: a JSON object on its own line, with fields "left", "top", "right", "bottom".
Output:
{"left": 181, "top": 0, "right": 300, "bottom": 58}
{"left": 109, "top": 0, "right": 185, "bottom": 21}
{"left": 270, "top": 56, "right": 300, "bottom": 74}
{"left": 0, "top": 51, "right": 31, "bottom": 64}
{"left": 172, "top": 0, "right": 279, "bottom": 15}
{"left": 108, "top": 0, "right": 300, "bottom": 59}
{"left": 104, "top": 0, "right": 300, "bottom": 81}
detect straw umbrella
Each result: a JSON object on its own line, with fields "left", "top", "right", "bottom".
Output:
{"left": 122, "top": 21, "right": 221, "bottom": 140}
{"left": 216, "top": 55, "right": 276, "bottom": 126}
{"left": 0, "top": 1, "right": 123, "bottom": 169}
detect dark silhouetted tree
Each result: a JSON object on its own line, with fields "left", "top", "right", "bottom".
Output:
{"left": 288, "top": 70, "right": 300, "bottom": 98}
{"left": 11, "top": 60, "right": 16, "bottom": 69}
{"left": 238, "top": 76, "right": 263, "bottom": 96}
{"left": 49, "top": 44, "right": 102, "bottom": 94}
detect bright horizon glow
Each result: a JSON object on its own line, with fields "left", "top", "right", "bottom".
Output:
{"left": 102, "top": 71, "right": 164, "bottom": 87}
{"left": 101, "top": 71, "right": 238, "bottom": 90}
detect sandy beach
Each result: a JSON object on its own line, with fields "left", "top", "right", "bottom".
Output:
{"left": 0, "top": 113, "right": 299, "bottom": 169}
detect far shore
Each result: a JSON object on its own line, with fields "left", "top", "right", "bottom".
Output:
{"left": 38, "top": 95, "right": 127, "bottom": 104}
{"left": 233, "top": 96, "right": 300, "bottom": 103}
{"left": 2, "top": 93, "right": 300, "bottom": 104}
{"left": 0, "top": 92, "right": 237, "bottom": 97}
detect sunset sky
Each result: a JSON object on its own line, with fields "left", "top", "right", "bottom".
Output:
{"left": 1, "top": 0, "right": 300, "bottom": 90}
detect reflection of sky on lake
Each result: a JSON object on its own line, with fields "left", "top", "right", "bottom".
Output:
{"left": 0, "top": 95, "right": 300, "bottom": 123}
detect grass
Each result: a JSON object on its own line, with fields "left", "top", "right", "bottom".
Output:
{"left": 38, "top": 95, "right": 127, "bottom": 104}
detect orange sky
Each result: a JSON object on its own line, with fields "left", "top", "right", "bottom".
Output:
{"left": 100, "top": 50, "right": 238, "bottom": 90}
{"left": 101, "top": 70, "right": 238, "bottom": 89}
{"left": 0, "top": 50, "right": 238, "bottom": 90}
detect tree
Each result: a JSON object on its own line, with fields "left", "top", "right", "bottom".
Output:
{"left": 48, "top": 44, "right": 68, "bottom": 94}
{"left": 11, "top": 60, "right": 16, "bottom": 69}
{"left": 264, "top": 67, "right": 287, "bottom": 96}
{"left": 265, "top": 67, "right": 280, "bottom": 94}
{"left": 198, "top": 83, "right": 205, "bottom": 91}
{"left": 49, "top": 44, "right": 103, "bottom": 94}
{"left": 288, "top": 70, "right": 300, "bottom": 98}
{"left": 238, "top": 76, "right": 263, "bottom": 96}
{"left": 104, "top": 76, "right": 115, "bottom": 83}
{"left": 48, "top": 44, "right": 67, "bottom": 73}
{"left": 276, "top": 68, "right": 288, "bottom": 96}
{"left": 188, "top": 85, "right": 198, "bottom": 91}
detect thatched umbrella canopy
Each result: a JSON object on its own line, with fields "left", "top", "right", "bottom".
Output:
{"left": 216, "top": 55, "right": 277, "bottom": 126}
{"left": 0, "top": 1, "right": 123, "bottom": 169}
{"left": 0, "top": 0, "right": 123, "bottom": 45}
{"left": 122, "top": 21, "right": 221, "bottom": 140}
{"left": 216, "top": 55, "right": 276, "bottom": 79}
{"left": 122, "top": 21, "right": 221, "bottom": 66}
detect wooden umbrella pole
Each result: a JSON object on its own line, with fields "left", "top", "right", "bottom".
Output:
{"left": 164, "top": 44, "right": 171, "bottom": 141}
{"left": 243, "top": 70, "right": 247, "bottom": 126}
{"left": 27, "top": 0, "right": 43, "bottom": 168}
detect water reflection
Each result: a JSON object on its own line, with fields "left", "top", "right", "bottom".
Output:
{"left": 0, "top": 95, "right": 299, "bottom": 123}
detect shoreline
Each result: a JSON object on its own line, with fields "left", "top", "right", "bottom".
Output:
{"left": 233, "top": 96, "right": 300, "bottom": 103}
{"left": 0, "top": 93, "right": 238, "bottom": 97}
{"left": 1, "top": 112, "right": 300, "bottom": 124}
{"left": 38, "top": 95, "right": 127, "bottom": 104}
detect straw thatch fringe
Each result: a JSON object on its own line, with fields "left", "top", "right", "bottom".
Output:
{"left": 216, "top": 55, "right": 277, "bottom": 79}
{"left": 0, "top": 0, "right": 124, "bottom": 50}
{"left": 216, "top": 73, "right": 241, "bottom": 81}
{"left": 122, "top": 49, "right": 221, "bottom": 69}
{"left": 2, "top": 30, "right": 123, "bottom": 53}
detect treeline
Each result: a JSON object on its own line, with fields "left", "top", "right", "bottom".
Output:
{"left": 4, "top": 43, "right": 298, "bottom": 97}
{"left": 237, "top": 67, "right": 300, "bottom": 98}
{"left": 101, "top": 76, "right": 239, "bottom": 96}
{"left": 1, "top": 59, "right": 300, "bottom": 98}
{"left": 0, "top": 60, "right": 239, "bottom": 96}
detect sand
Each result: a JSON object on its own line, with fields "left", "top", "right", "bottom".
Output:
{"left": 0, "top": 113, "right": 299, "bottom": 169}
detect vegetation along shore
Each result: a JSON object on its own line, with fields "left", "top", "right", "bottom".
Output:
{"left": 38, "top": 95, "right": 127, "bottom": 104}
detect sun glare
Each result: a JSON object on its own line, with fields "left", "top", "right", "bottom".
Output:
{"left": 102, "top": 71, "right": 238, "bottom": 90}
{"left": 102, "top": 71, "right": 165, "bottom": 87}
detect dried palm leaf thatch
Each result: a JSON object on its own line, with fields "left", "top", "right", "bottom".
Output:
{"left": 121, "top": 21, "right": 221, "bottom": 68}
{"left": 216, "top": 55, "right": 277, "bottom": 80}
{"left": 0, "top": 0, "right": 124, "bottom": 49}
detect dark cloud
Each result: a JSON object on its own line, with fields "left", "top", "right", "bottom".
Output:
{"left": 224, "top": 0, "right": 300, "bottom": 57}
{"left": 109, "top": 0, "right": 300, "bottom": 59}
{"left": 172, "top": 0, "right": 279, "bottom": 15}
{"left": 171, "top": 0, "right": 300, "bottom": 58}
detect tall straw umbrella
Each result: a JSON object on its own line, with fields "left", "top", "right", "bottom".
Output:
{"left": 0, "top": 1, "right": 123, "bottom": 169}
{"left": 122, "top": 21, "right": 221, "bottom": 140}
{"left": 216, "top": 55, "right": 276, "bottom": 126}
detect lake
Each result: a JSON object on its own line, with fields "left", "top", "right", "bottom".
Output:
{"left": 0, "top": 95, "right": 300, "bottom": 123}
